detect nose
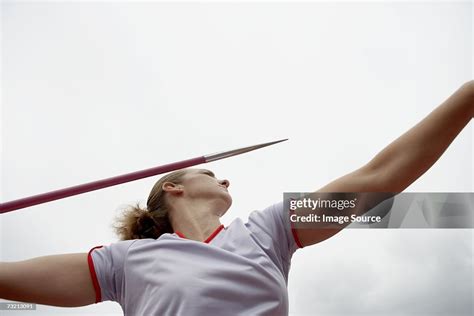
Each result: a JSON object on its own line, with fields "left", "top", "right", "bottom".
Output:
{"left": 219, "top": 179, "right": 230, "bottom": 188}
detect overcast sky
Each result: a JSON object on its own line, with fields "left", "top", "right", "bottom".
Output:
{"left": 1, "top": 1, "right": 472, "bottom": 315}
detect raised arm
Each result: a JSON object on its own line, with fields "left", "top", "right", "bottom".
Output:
{"left": 0, "top": 253, "right": 96, "bottom": 307}
{"left": 363, "top": 80, "right": 473, "bottom": 192}
{"left": 296, "top": 81, "right": 473, "bottom": 247}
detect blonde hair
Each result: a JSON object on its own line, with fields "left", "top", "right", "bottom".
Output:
{"left": 113, "top": 169, "right": 188, "bottom": 240}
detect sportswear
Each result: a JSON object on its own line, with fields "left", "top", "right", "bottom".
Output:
{"left": 88, "top": 201, "right": 303, "bottom": 315}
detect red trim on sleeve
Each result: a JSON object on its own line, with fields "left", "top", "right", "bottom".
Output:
{"left": 289, "top": 207, "right": 304, "bottom": 248}
{"left": 291, "top": 227, "right": 304, "bottom": 249}
{"left": 87, "top": 245, "right": 104, "bottom": 303}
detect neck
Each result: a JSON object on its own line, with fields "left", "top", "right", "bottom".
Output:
{"left": 169, "top": 200, "right": 223, "bottom": 242}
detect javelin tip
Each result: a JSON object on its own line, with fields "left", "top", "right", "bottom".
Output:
{"left": 205, "top": 138, "right": 289, "bottom": 162}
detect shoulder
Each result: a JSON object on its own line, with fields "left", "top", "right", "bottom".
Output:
{"left": 246, "top": 201, "right": 285, "bottom": 226}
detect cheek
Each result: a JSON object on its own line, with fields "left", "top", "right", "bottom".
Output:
{"left": 186, "top": 180, "right": 219, "bottom": 196}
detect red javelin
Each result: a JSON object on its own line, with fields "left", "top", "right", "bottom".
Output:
{"left": 1, "top": 139, "right": 287, "bottom": 214}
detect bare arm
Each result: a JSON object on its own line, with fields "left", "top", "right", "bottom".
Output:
{"left": 366, "top": 80, "right": 473, "bottom": 192}
{"left": 297, "top": 81, "right": 473, "bottom": 247}
{"left": 0, "top": 253, "right": 97, "bottom": 307}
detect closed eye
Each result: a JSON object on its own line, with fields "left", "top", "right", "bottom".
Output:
{"left": 202, "top": 170, "right": 216, "bottom": 178}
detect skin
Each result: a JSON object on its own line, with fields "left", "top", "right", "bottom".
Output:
{"left": 164, "top": 169, "right": 231, "bottom": 242}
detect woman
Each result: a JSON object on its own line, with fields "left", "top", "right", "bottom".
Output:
{"left": 0, "top": 81, "right": 472, "bottom": 315}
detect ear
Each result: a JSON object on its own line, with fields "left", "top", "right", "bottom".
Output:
{"left": 162, "top": 181, "right": 183, "bottom": 194}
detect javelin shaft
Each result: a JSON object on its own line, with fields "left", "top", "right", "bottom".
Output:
{"left": 0, "top": 156, "right": 205, "bottom": 214}
{"left": 1, "top": 138, "right": 288, "bottom": 214}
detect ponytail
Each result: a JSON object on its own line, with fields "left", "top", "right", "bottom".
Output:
{"left": 113, "top": 203, "right": 173, "bottom": 240}
{"left": 112, "top": 169, "right": 188, "bottom": 240}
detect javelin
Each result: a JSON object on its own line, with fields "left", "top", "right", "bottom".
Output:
{"left": 1, "top": 139, "right": 288, "bottom": 214}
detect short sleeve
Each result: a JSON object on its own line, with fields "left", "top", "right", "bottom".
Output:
{"left": 246, "top": 200, "right": 302, "bottom": 267}
{"left": 88, "top": 240, "right": 136, "bottom": 303}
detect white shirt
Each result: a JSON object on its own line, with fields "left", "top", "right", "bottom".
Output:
{"left": 88, "top": 201, "right": 302, "bottom": 316}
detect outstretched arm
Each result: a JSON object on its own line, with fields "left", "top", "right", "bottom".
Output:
{"left": 297, "top": 81, "right": 473, "bottom": 247}
{"left": 0, "top": 253, "right": 96, "bottom": 307}
{"left": 362, "top": 80, "right": 473, "bottom": 192}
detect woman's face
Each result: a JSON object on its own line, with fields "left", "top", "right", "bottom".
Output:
{"left": 179, "top": 169, "right": 232, "bottom": 212}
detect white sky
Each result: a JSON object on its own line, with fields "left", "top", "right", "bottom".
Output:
{"left": 1, "top": 1, "right": 472, "bottom": 315}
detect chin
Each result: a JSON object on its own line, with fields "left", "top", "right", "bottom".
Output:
{"left": 224, "top": 194, "right": 232, "bottom": 208}
{"left": 219, "top": 190, "right": 232, "bottom": 203}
